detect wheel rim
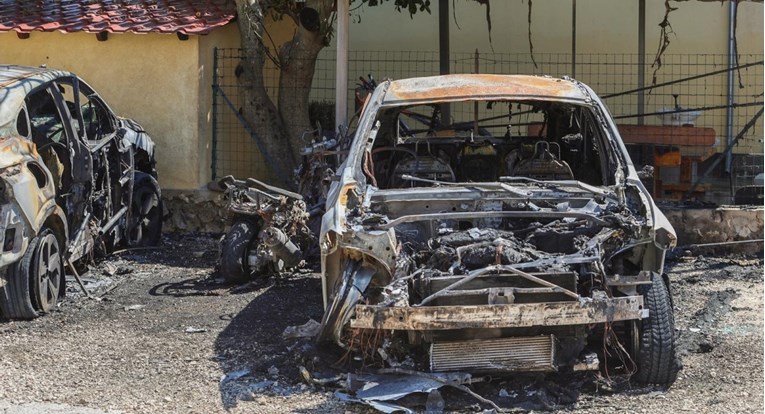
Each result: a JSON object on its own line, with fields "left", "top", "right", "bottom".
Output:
{"left": 33, "top": 233, "right": 62, "bottom": 312}
{"left": 129, "top": 185, "right": 160, "bottom": 246}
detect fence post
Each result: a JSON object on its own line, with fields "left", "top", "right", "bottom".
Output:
{"left": 473, "top": 49, "right": 479, "bottom": 136}
{"left": 637, "top": 0, "right": 645, "bottom": 126}
{"left": 725, "top": 1, "right": 737, "bottom": 175}
{"left": 211, "top": 47, "right": 219, "bottom": 180}
{"left": 439, "top": 0, "right": 451, "bottom": 123}
{"left": 335, "top": 0, "right": 349, "bottom": 131}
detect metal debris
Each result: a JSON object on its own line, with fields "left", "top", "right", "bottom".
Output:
{"left": 425, "top": 389, "right": 445, "bottom": 414}
{"left": 351, "top": 372, "right": 470, "bottom": 401}
{"left": 335, "top": 391, "right": 413, "bottom": 414}
{"left": 220, "top": 368, "right": 251, "bottom": 384}
{"left": 332, "top": 369, "right": 506, "bottom": 413}
{"left": 299, "top": 366, "right": 345, "bottom": 386}
{"left": 184, "top": 326, "right": 207, "bottom": 334}
{"left": 102, "top": 263, "right": 118, "bottom": 277}
{"left": 282, "top": 318, "right": 321, "bottom": 339}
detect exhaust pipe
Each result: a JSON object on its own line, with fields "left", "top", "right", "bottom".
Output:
{"left": 262, "top": 227, "right": 302, "bottom": 268}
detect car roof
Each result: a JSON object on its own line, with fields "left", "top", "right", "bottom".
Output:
{"left": 381, "top": 74, "right": 591, "bottom": 106}
{"left": 0, "top": 65, "right": 72, "bottom": 130}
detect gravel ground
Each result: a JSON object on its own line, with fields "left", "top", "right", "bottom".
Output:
{"left": 0, "top": 233, "right": 762, "bottom": 413}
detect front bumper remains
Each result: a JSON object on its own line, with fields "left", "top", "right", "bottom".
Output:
{"left": 350, "top": 296, "right": 646, "bottom": 331}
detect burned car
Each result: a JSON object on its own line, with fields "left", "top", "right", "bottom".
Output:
{"left": 318, "top": 75, "right": 680, "bottom": 385}
{"left": 0, "top": 65, "right": 161, "bottom": 319}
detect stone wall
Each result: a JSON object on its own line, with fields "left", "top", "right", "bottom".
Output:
{"left": 661, "top": 206, "right": 764, "bottom": 253}
{"left": 162, "top": 189, "right": 228, "bottom": 234}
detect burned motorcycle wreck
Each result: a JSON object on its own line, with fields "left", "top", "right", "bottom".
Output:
{"left": 317, "top": 75, "right": 680, "bottom": 386}
{"left": 218, "top": 176, "right": 312, "bottom": 283}
{"left": 216, "top": 122, "right": 343, "bottom": 283}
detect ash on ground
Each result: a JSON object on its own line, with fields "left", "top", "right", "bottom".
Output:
{"left": 0, "top": 233, "right": 761, "bottom": 414}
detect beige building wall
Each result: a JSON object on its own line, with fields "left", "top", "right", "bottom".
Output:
{"left": 198, "top": 24, "right": 242, "bottom": 185}
{"left": 0, "top": 30, "right": 208, "bottom": 190}
{"left": 347, "top": 1, "right": 762, "bottom": 56}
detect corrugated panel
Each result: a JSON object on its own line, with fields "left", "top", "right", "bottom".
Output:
{"left": 430, "top": 336, "right": 556, "bottom": 373}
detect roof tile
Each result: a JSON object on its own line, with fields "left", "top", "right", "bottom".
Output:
{"left": 0, "top": 0, "right": 236, "bottom": 35}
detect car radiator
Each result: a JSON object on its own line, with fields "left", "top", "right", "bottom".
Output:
{"left": 430, "top": 335, "right": 557, "bottom": 373}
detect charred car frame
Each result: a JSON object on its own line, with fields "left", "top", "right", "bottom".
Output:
{"left": 0, "top": 65, "right": 161, "bottom": 319}
{"left": 318, "top": 74, "right": 680, "bottom": 385}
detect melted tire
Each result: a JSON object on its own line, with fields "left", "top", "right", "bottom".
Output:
{"left": 0, "top": 236, "right": 43, "bottom": 320}
{"left": 127, "top": 173, "right": 162, "bottom": 248}
{"left": 633, "top": 274, "right": 680, "bottom": 386}
{"left": 220, "top": 221, "right": 257, "bottom": 283}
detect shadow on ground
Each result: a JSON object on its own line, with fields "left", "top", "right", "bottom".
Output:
{"left": 212, "top": 273, "right": 327, "bottom": 409}
{"left": 110, "top": 232, "right": 223, "bottom": 270}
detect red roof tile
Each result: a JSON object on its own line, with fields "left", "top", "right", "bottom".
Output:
{"left": 0, "top": 0, "right": 237, "bottom": 35}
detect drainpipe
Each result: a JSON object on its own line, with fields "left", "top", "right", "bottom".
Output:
{"left": 637, "top": 0, "right": 645, "bottom": 125}
{"left": 571, "top": 0, "right": 576, "bottom": 78}
{"left": 439, "top": 0, "right": 450, "bottom": 123}
{"left": 211, "top": 47, "right": 219, "bottom": 180}
{"left": 725, "top": 0, "right": 736, "bottom": 173}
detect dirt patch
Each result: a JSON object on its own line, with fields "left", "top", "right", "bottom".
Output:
{"left": 0, "top": 234, "right": 762, "bottom": 413}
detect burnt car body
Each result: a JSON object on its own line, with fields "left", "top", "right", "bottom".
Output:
{"left": 317, "top": 74, "right": 680, "bottom": 385}
{"left": 0, "top": 65, "right": 161, "bottom": 319}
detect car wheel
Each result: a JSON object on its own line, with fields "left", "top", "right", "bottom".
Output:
{"left": 632, "top": 273, "right": 680, "bottom": 386}
{"left": 220, "top": 221, "right": 258, "bottom": 283}
{"left": 317, "top": 260, "right": 374, "bottom": 344}
{"left": 127, "top": 174, "right": 162, "bottom": 247}
{"left": 0, "top": 230, "right": 63, "bottom": 320}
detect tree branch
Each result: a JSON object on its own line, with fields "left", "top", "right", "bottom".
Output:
{"left": 472, "top": 0, "right": 493, "bottom": 52}
{"left": 650, "top": 0, "right": 677, "bottom": 86}
{"left": 452, "top": 0, "right": 462, "bottom": 30}
{"left": 732, "top": 0, "right": 744, "bottom": 89}
{"left": 527, "top": 0, "right": 538, "bottom": 69}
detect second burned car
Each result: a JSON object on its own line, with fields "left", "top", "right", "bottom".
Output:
{"left": 0, "top": 65, "right": 162, "bottom": 319}
{"left": 317, "top": 74, "right": 680, "bottom": 385}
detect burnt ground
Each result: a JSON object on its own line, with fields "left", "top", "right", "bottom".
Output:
{"left": 0, "top": 233, "right": 762, "bottom": 413}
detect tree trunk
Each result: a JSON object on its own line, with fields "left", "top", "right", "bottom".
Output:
{"left": 277, "top": 0, "right": 333, "bottom": 166}
{"left": 235, "top": 1, "right": 296, "bottom": 187}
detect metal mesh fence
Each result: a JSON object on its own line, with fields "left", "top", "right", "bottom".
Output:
{"left": 212, "top": 48, "right": 763, "bottom": 201}
{"left": 212, "top": 47, "right": 291, "bottom": 180}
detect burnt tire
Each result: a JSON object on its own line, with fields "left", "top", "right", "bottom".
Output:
{"left": 127, "top": 173, "right": 162, "bottom": 247}
{"left": 220, "top": 221, "right": 258, "bottom": 284}
{"left": 632, "top": 274, "right": 680, "bottom": 386}
{"left": 0, "top": 229, "right": 63, "bottom": 320}
{"left": 317, "top": 261, "right": 375, "bottom": 345}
